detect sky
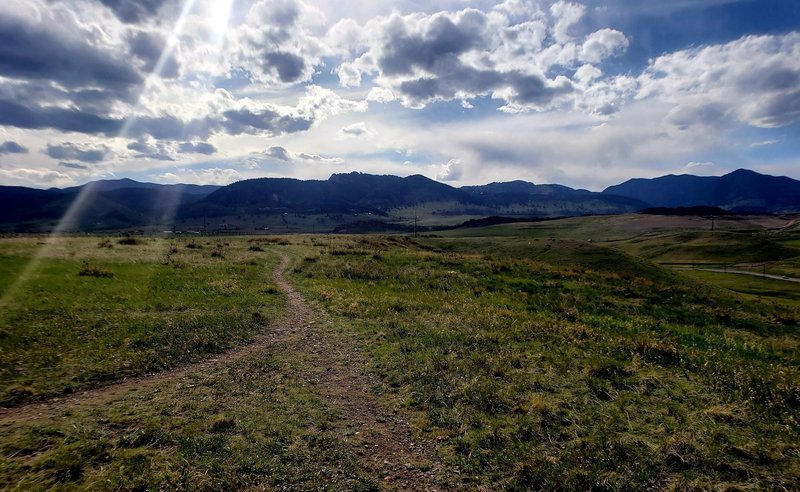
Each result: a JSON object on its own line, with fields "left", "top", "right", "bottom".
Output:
{"left": 0, "top": 0, "right": 798, "bottom": 191}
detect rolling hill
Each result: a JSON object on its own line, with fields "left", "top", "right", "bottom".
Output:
{"left": 604, "top": 169, "right": 800, "bottom": 212}
{"left": 1, "top": 169, "right": 797, "bottom": 232}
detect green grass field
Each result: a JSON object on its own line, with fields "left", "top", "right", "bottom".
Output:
{"left": 0, "top": 236, "right": 284, "bottom": 406}
{"left": 0, "top": 221, "right": 798, "bottom": 489}
{"left": 290, "top": 235, "right": 799, "bottom": 489}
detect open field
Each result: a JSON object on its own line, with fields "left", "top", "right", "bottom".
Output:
{"left": 0, "top": 236, "right": 284, "bottom": 407}
{"left": 0, "top": 216, "right": 798, "bottom": 490}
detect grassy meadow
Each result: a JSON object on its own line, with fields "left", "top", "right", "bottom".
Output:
{"left": 290, "top": 234, "right": 799, "bottom": 489}
{"left": 0, "top": 236, "right": 284, "bottom": 407}
{"left": 0, "top": 215, "right": 798, "bottom": 489}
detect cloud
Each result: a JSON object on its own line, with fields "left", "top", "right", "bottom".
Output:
{"left": 334, "top": 3, "right": 625, "bottom": 110}
{"left": 579, "top": 28, "right": 628, "bottom": 63}
{"left": 178, "top": 142, "right": 217, "bottom": 155}
{"left": 749, "top": 139, "right": 779, "bottom": 148}
{"left": 96, "top": 0, "right": 171, "bottom": 24}
{"left": 437, "top": 158, "right": 462, "bottom": 181}
{"left": 128, "top": 31, "right": 181, "bottom": 78}
{"left": 0, "top": 167, "right": 73, "bottom": 187}
{"left": 261, "top": 145, "right": 343, "bottom": 164}
{"left": 296, "top": 152, "right": 343, "bottom": 164}
{"left": 45, "top": 143, "right": 111, "bottom": 163}
{"left": 0, "top": 141, "right": 28, "bottom": 155}
{"left": 0, "top": 83, "right": 364, "bottom": 143}
{"left": 635, "top": 32, "right": 800, "bottom": 129}
{"left": 367, "top": 87, "right": 396, "bottom": 103}
{"left": 229, "top": 0, "right": 325, "bottom": 85}
{"left": 550, "top": 1, "right": 585, "bottom": 43}
{"left": 222, "top": 85, "right": 366, "bottom": 135}
{"left": 58, "top": 162, "right": 91, "bottom": 170}
{"left": 127, "top": 139, "right": 176, "bottom": 161}
{"left": 265, "top": 146, "right": 293, "bottom": 162}
{"left": 0, "top": 97, "right": 123, "bottom": 135}
{"left": 337, "top": 122, "right": 370, "bottom": 138}
{"left": 152, "top": 167, "right": 243, "bottom": 185}
{"left": 0, "top": 8, "right": 142, "bottom": 90}
{"left": 221, "top": 107, "right": 313, "bottom": 136}
{"left": 677, "top": 161, "right": 726, "bottom": 176}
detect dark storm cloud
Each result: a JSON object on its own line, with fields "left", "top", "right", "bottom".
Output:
{"left": 0, "top": 97, "right": 208, "bottom": 139}
{"left": 0, "top": 14, "right": 143, "bottom": 90}
{"left": 378, "top": 13, "right": 487, "bottom": 76}
{"left": 97, "top": 0, "right": 170, "bottom": 23}
{"left": 127, "top": 140, "right": 175, "bottom": 161}
{"left": 46, "top": 143, "right": 110, "bottom": 163}
{"left": 398, "top": 64, "right": 501, "bottom": 101}
{"left": 397, "top": 66, "right": 572, "bottom": 106}
{"left": 58, "top": 161, "right": 90, "bottom": 170}
{"left": 178, "top": 142, "right": 217, "bottom": 155}
{"left": 0, "top": 94, "right": 323, "bottom": 141}
{"left": 0, "top": 98, "right": 124, "bottom": 135}
{"left": 0, "top": 141, "right": 28, "bottom": 155}
{"left": 263, "top": 52, "right": 306, "bottom": 83}
{"left": 368, "top": 11, "right": 573, "bottom": 107}
{"left": 508, "top": 73, "right": 574, "bottom": 105}
{"left": 129, "top": 31, "right": 180, "bottom": 78}
{"left": 221, "top": 108, "right": 313, "bottom": 136}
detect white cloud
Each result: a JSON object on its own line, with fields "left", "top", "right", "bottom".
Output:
{"left": 749, "top": 139, "right": 779, "bottom": 148}
{"left": 367, "top": 87, "right": 396, "bottom": 103}
{"left": 680, "top": 161, "right": 721, "bottom": 175}
{"left": 634, "top": 32, "right": 800, "bottom": 129}
{"left": 0, "top": 167, "right": 74, "bottom": 187}
{"left": 579, "top": 28, "right": 628, "bottom": 64}
{"left": 549, "top": 1, "right": 585, "bottom": 43}
{"left": 337, "top": 122, "right": 371, "bottom": 138}
{"left": 436, "top": 158, "right": 463, "bottom": 181}
{"left": 260, "top": 145, "right": 343, "bottom": 164}
{"left": 152, "top": 167, "right": 243, "bottom": 185}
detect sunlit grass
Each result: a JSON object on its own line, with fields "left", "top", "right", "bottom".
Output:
{"left": 291, "top": 235, "right": 799, "bottom": 489}
{"left": 0, "top": 236, "right": 284, "bottom": 406}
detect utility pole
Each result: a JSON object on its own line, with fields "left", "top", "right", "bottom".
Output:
{"left": 413, "top": 207, "right": 418, "bottom": 237}
{"left": 711, "top": 215, "right": 715, "bottom": 232}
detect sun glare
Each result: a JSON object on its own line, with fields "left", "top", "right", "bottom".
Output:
{"left": 207, "top": 0, "right": 234, "bottom": 42}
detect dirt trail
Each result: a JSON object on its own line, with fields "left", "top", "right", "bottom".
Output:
{"left": 0, "top": 252, "right": 447, "bottom": 490}
{"left": 271, "top": 258, "right": 448, "bottom": 491}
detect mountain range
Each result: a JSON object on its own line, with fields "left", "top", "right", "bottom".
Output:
{"left": 0, "top": 169, "right": 798, "bottom": 233}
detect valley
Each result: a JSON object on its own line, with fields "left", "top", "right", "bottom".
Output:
{"left": 1, "top": 213, "right": 798, "bottom": 489}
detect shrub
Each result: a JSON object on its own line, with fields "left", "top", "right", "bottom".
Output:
{"left": 78, "top": 261, "right": 114, "bottom": 278}
{"left": 211, "top": 242, "right": 225, "bottom": 258}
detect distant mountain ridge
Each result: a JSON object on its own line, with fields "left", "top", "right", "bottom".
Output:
{"left": 0, "top": 169, "right": 797, "bottom": 232}
{"left": 603, "top": 169, "right": 800, "bottom": 213}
